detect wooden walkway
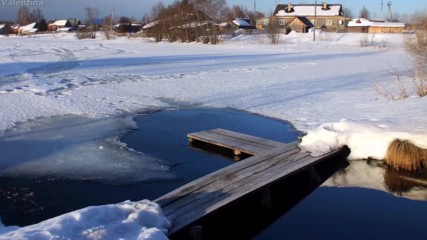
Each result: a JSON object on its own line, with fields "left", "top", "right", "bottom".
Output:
{"left": 187, "top": 128, "right": 287, "bottom": 156}
{"left": 155, "top": 129, "right": 350, "bottom": 237}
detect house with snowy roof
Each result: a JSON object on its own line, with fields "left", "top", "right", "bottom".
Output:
{"left": 257, "top": 2, "right": 349, "bottom": 33}
{"left": 17, "top": 22, "right": 38, "bottom": 35}
{"left": 48, "top": 20, "right": 72, "bottom": 31}
{"left": 231, "top": 18, "right": 256, "bottom": 30}
{"left": 347, "top": 18, "right": 404, "bottom": 33}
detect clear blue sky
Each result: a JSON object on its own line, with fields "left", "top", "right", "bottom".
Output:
{"left": 0, "top": 0, "right": 426, "bottom": 21}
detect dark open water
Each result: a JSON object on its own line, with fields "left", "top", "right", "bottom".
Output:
{"left": 1, "top": 108, "right": 427, "bottom": 240}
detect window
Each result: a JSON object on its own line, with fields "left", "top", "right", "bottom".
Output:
{"left": 263, "top": 19, "right": 269, "bottom": 26}
{"left": 311, "top": 19, "right": 317, "bottom": 26}
{"left": 279, "top": 19, "right": 285, "bottom": 26}
{"left": 326, "top": 19, "right": 332, "bottom": 26}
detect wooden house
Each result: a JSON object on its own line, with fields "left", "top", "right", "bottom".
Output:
{"left": 348, "top": 18, "right": 404, "bottom": 33}
{"left": 48, "top": 20, "right": 72, "bottom": 31}
{"left": 257, "top": 2, "right": 348, "bottom": 33}
{"left": 287, "top": 16, "right": 314, "bottom": 33}
{"left": 17, "top": 22, "right": 37, "bottom": 35}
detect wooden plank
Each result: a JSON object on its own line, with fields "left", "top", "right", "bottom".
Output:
{"left": 163, "top": 149, "right": 307, "bottom": 218}
{"left": 154, "top": 141, "right": 300, "bottom": 206}
{"left": 188, "top": 128, "right": 287, "bottom": 155}
{"left": 162, "top": 147, "right": 303, "bottom": 217}
{"left": 189, "top": 128, "right": 286, "bottom": 154}
{"left": 167, "top": 148, "right": 346, "bottom": 234}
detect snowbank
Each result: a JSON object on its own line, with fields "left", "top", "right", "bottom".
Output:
{"left": 0, "top": 200, "right": 170, "bottom": 240}
{"left": 300, "top": 119, "right": 427, "bottom": 160}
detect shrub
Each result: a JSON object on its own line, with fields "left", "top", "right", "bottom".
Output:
{"left": 384, "top": 139, "right": 425, "bottom": 171}
{"left": 405, "top": 13, "right": 427, "bottom": 97}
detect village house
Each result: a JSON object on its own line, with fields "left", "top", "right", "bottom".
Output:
{"left": 347, "top": 18, "right": 404, "bottom": 33}
{"left": 257, "top": 2, "right": 349, "bottom": 33}
{"left": 48, "top": 20, "right": 72, "bottom": 31}
{"left": 0, "top": 23, "right": 11, "bottom": 35}
{"left": 219, "top": 18, "right": 256, "bottom": 34}
{"left": 17, "top": 22, "right": 38, "bottom": 35}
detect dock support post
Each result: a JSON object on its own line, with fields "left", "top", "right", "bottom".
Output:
{"left": 189, "top": 225, "right": 203, "bottom": 240}
{"left": 307, "top": 166, "right": 322, "bottom": 183}
{"left": 260, "top": 187, "right": 273, "bottom": 209}
{"left": 233, "top": 149, "right": 241, "bottom": 156}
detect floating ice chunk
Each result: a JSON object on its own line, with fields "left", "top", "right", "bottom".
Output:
{"left": 0, "top": 115, "right": 173, "bottom": 185}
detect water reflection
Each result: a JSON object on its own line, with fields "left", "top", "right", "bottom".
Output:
{"left": 323, "top": 159, "right": 427, "bottom": 201}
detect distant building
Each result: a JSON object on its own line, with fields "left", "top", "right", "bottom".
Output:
{"left": 347, "top": 18, "right": 404, "bottom": 33}
{"left": 48, "top": 20, "right": 72, "bottom": 31}
{"left": 18, "top": 22, "right": 38, "bottom": 35}
{"left": 231, "top": 18, "right": 256, "bottom": 30}
{"left": 0, "top": 23, "right": 11, "bottom": 35}
{"left": 257, "top": 2, "right": 349, "bottom": 33}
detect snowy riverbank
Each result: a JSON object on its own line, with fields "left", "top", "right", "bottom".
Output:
{"left": 0, "top": 32, "right": 426, "bottom": 239}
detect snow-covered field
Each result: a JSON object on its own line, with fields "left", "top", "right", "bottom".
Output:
{"left": 0, "top": 32, "right": 426, "bottom": 239}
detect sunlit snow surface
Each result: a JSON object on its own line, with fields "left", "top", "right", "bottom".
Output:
{"left": 0, "top": 32, "right": 427, "bottom": 239}
{"left": 0, "top": 200, "right": 170, "bottom": 240}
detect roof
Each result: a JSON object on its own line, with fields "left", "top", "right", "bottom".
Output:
{"left": 52, "top": 20, "right": 69, "bottom": 26}
{"left": 275, "top": 4, "right": 342, "bottom": 17}
{"left": 142, "top": 20, "right": 159, "bottom": 29}
{"left": 289, "top": 16, "right": 314, "bottom": 27}
{"left": 232, "top": 18, "right": 253, "bottom": 28}
{"left": 348, "top": 18, "right": 405, "bottom": 27}
{"left": 19, "top": 22, "right": 37, "bottom": 31}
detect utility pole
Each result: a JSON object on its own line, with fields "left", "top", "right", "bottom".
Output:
{"left": 387, "top": 1, "right": 393, "bottom": 21}
{"left": 110, "top": 7, "right": 114, "bottom": 33}
{"left": 313, "top": 0, "right": 317, "bottom": 41}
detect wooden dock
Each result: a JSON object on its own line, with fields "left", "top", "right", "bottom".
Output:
{"left": 155, "top": 129, "right": 350, "bottom": 237}
{"left": 187, "top": 128, "right": 287, "bottom": 156}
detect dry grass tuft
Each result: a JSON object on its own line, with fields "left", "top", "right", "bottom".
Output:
{"left": 385, "top": 139, "right": 425, "bottom": 171}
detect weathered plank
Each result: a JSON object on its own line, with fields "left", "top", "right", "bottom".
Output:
{"left": 155, "top": 128, "right": 350, "bottom": 236}
{"left": 155, "top": 141, "right": 300, "bottom": 207}
{"left": 161, "top": 147, "right": 347, "bottom": 234}
{"left": 162, "top": 147, "right": 302, "bottom": 217}
{"left": 187, "top": 128, "right": 287, "bottom": 155}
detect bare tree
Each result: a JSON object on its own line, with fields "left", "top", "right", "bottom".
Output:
{"left": 150, "top": 2, "right": 166, "bottom": 21}
{"left": 359, "top": 6, "right": 370, "bottom": 19}
{"left": 16, "top": 6, "right": 31, "bottom": 25}
{"left": 405, "top": 12, "right": 427, "bottom": 97}
{"left": 77, "top": 7, "right": 99, "bottom": 39}
{"left": 31, "top": 9, "right": 44, "bottom": 23}
{"left": 192, "top": 0, "right": 226, "bottom": 21}
{"left": 266, "top": 16, "right": 281, "bottom": 44}
{"left": 85, "top": 7, "right": 99, "bottom": 27}
{"left": 343, "top": 8, "right": 354, "bottom": 19}
{"left": 192, "top": 0, "right": 226, "bottom": 44}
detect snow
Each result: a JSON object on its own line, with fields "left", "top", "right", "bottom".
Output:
{"left": 300, "top": 119, "right": 427, "bottom": 159}
{"left": 276, "top": 5, "right": 342, "bottom": 17}
{"left": 348, "top": 18, "right": 405, "bottom": 27}
{"left": 232, "top": 18, "right": 252, "bottom": 27}
{"left": 18, "top": 22, "right": 36, "bottom": 32}
{"left": 0, "top": 32, "right": 426, "bottom": 239}
{"left": 51, "top": 20, "right": 68, "bottom": 26}
{"left": 0, "top": 200, "right": 170, "bottom": 240}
